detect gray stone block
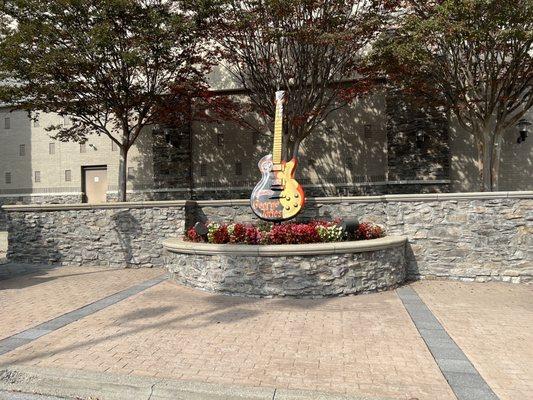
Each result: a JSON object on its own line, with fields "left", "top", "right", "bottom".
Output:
{"left": 12, "top": 329, "right": 51, "bottom": 340}
{"left": 444, "top": 371, "right": 492, "bottom": 389}
{"left": 450, "top": 386, "right": 499, "bottom": 400}
{"left": 436, "top": 359, "right": 478, "bottom": 375}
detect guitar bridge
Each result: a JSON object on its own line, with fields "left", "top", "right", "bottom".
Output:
{"left": 270, "top": 178, "right": 284, "bottom": 191}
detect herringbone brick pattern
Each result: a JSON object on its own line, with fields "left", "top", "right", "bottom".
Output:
{"left": 0, "top": 266, "right": 163, "bottom": 340}
{"left": 414, "top": 281, "right": 533, "bottom": 400}
{"left": 0, "top": 280, "right": 455, "bottom": 400}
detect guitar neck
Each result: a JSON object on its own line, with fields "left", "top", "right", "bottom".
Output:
{"left": 272, "top": 92, "right": 284, "bottom": 164}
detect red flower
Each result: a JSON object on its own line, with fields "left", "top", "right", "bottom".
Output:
{"left": 185, "top": 226, "right": 204, "bottom": 242}
{"left": 355, "top": 222, "right": 384, "bottom": 240}
{"left": 244, "top": 226, "right": 261, "bottom": 244}
{"left": 230, "top": 223, "right": 247, "bottom": 243}
{"left": 267, "top": 222, "right": 322, "bottom": 244}
{"left": 187, "top": 220, "right": 382, "bottom": 245}
{"left": 213, "top": 225, "right": 230, "bottom": 244}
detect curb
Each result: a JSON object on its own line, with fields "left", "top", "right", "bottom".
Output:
{"left": 0, "top": 365, "right": 393, "bottom": 400}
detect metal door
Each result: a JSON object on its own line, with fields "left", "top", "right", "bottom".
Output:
{"left": 83, "top": 167, "right": 107, "bottom": 203}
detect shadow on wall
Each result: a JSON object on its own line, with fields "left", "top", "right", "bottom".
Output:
{"left": 130, "top": 118, "right": 195, "bottom": 199}
{"left": 300, "top": 93, "right": 387, "bottom": 195}
{"left": 6, "top": 212, "right": 62, "bottom": 265}
{"left": 449, "top": 118, "right": 481, "bottom": 192}
{"left": 386, "top": 91, "right": 449, "bottom": 182}
{"left": 192, "top": 92, "right": 388, "bottom": 195}
{"left": 129, "top": 127, "right": 155, "bottom": 192}
{"left": 112, "top": 210, "right": 142, "bottom": 267}
{"left": 498, "top": 109, "right": 533, "bottom": 191}
{"left": 193, "top": 102, "right": 266, "bottom": 190}
{"left": 404, "top": 244, "right": 419, "bottom": 280}
{"left": 449, "top": 109, "right": 533, "bottom": 192}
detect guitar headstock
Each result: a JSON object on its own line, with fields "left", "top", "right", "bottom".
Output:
{"left": 275, "top": 90, "right": 286, "bottom": 105}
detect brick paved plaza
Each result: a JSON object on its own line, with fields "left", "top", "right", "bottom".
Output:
{"left": 0, "top": 266, "right": 531, "bottom": 400}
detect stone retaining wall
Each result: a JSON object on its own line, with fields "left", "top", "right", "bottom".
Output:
{"left": 0, "top": 194, "right": 82, "bottom": 206}
{"left": 164, "top": 237, "right": 407, "bottom": 297}
{"left": 2, "top": 192, "right": 532, "bottom": 283}
{"left": 4, "top": 202, "right": 186, "bottom": 267}
{"left": 191, "top": 192, "right": 533, "bottom": 283}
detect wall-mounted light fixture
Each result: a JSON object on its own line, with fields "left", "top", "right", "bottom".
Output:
{"left": 517, "top": 118, "right": 530, "bottom": 144}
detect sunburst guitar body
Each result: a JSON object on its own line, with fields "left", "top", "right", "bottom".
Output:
{"left": 250, "top": 90, "right": 306, "bottom": 221}
{"left": 250, "top": 154, "right": 305, "bottom": 221}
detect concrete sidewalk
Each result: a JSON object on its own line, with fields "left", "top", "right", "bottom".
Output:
{"left": 0, "top": 365, "right": 392, "bottom": 400}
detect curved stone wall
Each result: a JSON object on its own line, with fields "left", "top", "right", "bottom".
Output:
{"left": 163, "top": 236, "right": 407, "bottom": 298}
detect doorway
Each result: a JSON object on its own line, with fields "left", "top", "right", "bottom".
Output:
{"left": 82, "top": 166, "right": 108, "bottom": 203}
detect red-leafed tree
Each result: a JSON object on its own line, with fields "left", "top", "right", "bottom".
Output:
{"left": 372, "top": 0, "right": 533, "bottom": 191}
{"left": 215, "top": 0, "right": 394, "bottom": 159}
{"left": 0, "top": 0, "right": 219, "bottom": 201}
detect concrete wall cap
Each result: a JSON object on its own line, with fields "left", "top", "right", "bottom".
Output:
{"left": 2, "top": 191, "right": 531, "bottom": 212}
{"left": 507, "top": 191, "right": 533, "bottom": 198}
{"left": 1, "top": 200, "right": 188, "bottom": 212}
{"left": 163, "top": 235, "right": 407, "bottom": 257}
{"left": 195, "top": 199, "right": 250, "bottom": 207}
{"left": 193, "top": 191, "right": 533, "bottom": 207}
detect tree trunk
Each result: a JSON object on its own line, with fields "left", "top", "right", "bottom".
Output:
{"left": 290, "top": 137, "right": 302, "bottom": 160}
{"left": 491, "top": 133, "right": 503, "bottom": 191}
{"left": 478, "top": 129, "right": 503, "bottom": 192}
{"left": 480, "top": 136, "right": 492, "bottom": 192}
{"left": 118, "top": 145, "right": 128, "bottom": 202}
{"left": 286, "top": 126, "right": 303, "bottom": 160}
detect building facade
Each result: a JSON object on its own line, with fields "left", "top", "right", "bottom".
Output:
{"left": 0, "top": 90, "right": 531, "bottom": 205}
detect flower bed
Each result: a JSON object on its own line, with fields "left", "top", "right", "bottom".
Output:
{"left": 185, "top": 220, "right": 384, "bottom": 245}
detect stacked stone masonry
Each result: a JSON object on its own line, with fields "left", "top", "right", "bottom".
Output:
{"left": 5, "top": 204, "right": 186, "bottom": 268}
{"left": 192, "top": 194, "right": 532, "bottom": 283}
{"left": 166, "top": 241, "right": 407, "bottom": 298}
{"left": 2, "top": 192, "right": 531, "bottom": 283}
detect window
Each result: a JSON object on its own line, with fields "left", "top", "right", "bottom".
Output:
{"left": 4, "top": 117, "right": 10, "bottom": 129}
{"left": 216, "top": 133, "right": 224, "bottom": 147}
{"left": 364, "top": 124, "right": 372, "bottom": 139}
{"left": 65, "top": 170, "right": 72, "bottom": 182}
{"left": 80, "top": 143, "right": 86, "bottom": 153}
{"left": 111, "top": 141, "right": 118, "bottom": 151}
{"left": 252, "top": 132, "right": 259, "bottom": 147}
{"left": 33, "top": 114, "right": 40, "bottom": 128}
{"left": 235, "top": 161, "right": 242, "bottom": 176}
{"left": 34, "top": 171, "right": 41, "bottom": 183}
{"left": 200, "top": 163, "right": 207, "bottom": 177}
{"left": 5, "top": 172, "right": 11, "bottom": 184}
{"left": 19, "top": 144, "right": 25, "bottom": 156}
{"left": 128, "top": 167, "right": 135, "bottom": 180}
{"left": 49, "top": 143, "right": 55, "bottom": 155}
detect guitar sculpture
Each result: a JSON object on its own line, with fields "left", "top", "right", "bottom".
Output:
{"left": 250, "top": 91, "right": 305, "bottom": 221}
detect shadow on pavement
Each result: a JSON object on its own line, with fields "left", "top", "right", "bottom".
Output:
{"left": 0, "top": 281, "right": 337, "bottom": 367}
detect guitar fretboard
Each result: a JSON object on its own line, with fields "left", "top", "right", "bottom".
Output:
{"left": 272, "top": 91, "right": 284, "bottom": 164}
